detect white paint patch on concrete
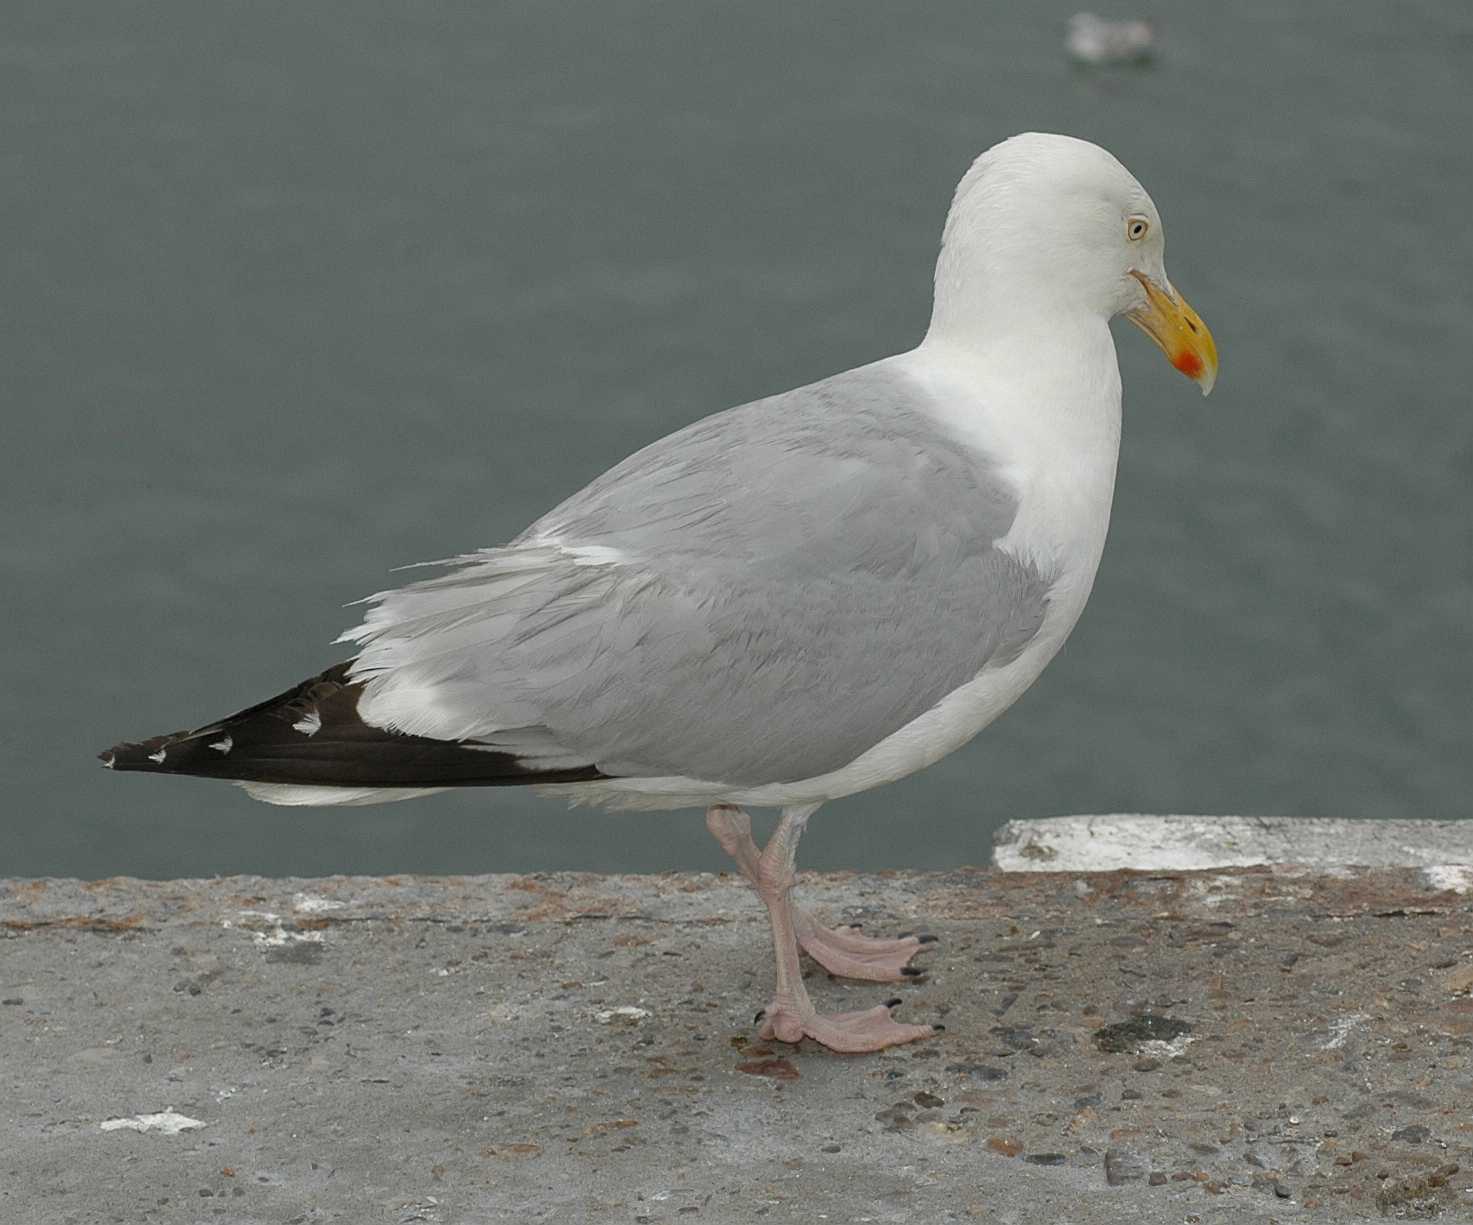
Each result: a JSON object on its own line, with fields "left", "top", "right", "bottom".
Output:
{"left": 99, "top": 1108, "right": 205, "bottom": 1135}
{"left": 224, "top": 909, "right": 325, "bottom": 948}
{"left": 993, "top": 815, "right": 1473, "bottom": 873}
{"left": 1423, "top": 865, "right": 1473, "bottom": 895}
{"left": 1320, "top": 1014, "right": 1369, "bottom": 1050}
{"left": 292, "top": 892, "right": 346, "bottom": 914}
{"left": 1138, "top": 1033, "right": 1194, "bottom": 1060}
{"left": 251, "top": 925, "right": 324, "bottom": 949}
{"left": 594, "top": 1005, "right": 651, "bottom": 1024}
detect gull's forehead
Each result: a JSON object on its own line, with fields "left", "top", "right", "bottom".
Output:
{"left": 962, "top": 133, "right": 1156, "bottom": 219}
{"left": 1056, "top": 154, "right": 1158, "bottom": 226}
{"left": 1041, "top": 146, "right": 1150, "bottom": 209}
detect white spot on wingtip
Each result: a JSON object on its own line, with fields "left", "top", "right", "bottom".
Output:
{"left": 209, "top": 736, "right": 233, "bottom": 754}
{"left": 148, "top": 748, "right": 167, "bottom": 764}
{"left": 101, "top": 754, "right": 115, "bottom": 769}
{"left": 292, "top": 711, "right": 322, "bottom": 737}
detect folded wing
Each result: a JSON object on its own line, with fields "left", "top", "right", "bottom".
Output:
{"left": 342, "top": 362, "right": 1054, "bottom": 788}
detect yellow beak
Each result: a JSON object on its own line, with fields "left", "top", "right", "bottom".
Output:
{"left": 1126, "top": 270, "right": 1218, "bottom": 396}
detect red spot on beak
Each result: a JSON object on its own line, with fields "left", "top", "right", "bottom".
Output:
{"left": 1173, "top": 349, "right": 1205, "bottom": 379}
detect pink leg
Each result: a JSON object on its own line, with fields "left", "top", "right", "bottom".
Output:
{"left": 706, "top": 804, "right": 936, "bottom": 981}
{"left": 707, "top": 803, "right": 939, "bottom": 1053}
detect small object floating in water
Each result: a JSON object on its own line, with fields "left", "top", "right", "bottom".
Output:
{"left": 1066, "top": 13, "right": 1155, "bottom": 65}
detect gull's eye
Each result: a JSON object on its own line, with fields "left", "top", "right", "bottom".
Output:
{"left": 1126, "top": 216, "right": 1150, "bottom": 242}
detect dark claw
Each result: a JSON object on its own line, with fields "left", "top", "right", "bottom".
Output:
{"left": 932, "top": 1024, "right": 946, "bottom": 1033}
{"left": 885, "top": 996, "right": 904, "bottom": 1008}
{"left": 896, "top": 930, "right": 913, "bottom": 939}
{"left": 901, "top": 966, "right": 925, "bottom": 977}
{"left": 916, "top": 934, "right": 940, "bottom": 945}
{"left": 753, "top": 1009, "right": 766, "bottom": 1023}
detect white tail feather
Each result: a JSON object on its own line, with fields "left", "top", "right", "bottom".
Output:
{"left": 237, "top": 782, "right": 448, "bottom": 807}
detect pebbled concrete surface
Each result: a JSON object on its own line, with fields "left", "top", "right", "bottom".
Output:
{"left": 4, "top": 860, "right": 1473, "bottom": 1223}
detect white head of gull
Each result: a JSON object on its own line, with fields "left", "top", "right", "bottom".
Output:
{"left": 103, "top": 133, "right": 1217, "bottom": 1053}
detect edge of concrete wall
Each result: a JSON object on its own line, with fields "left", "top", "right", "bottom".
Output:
{"left": 992, "top": 813, "right": 1473, "bottom": 875}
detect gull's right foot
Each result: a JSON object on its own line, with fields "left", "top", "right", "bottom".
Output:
{"left": 757, "top": 996, "right": 941, "bottom": 1053}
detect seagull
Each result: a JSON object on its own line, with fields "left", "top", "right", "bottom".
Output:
{"left": 103, "top": 133, "right": 1217, "bottom": 1053}
{"left": 1066, "top": 13, "right": 1156, "bottom": 66}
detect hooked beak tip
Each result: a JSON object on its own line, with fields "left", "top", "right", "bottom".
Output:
{"left": 1127, "top": 271, "right": 1218, "bottom": 398}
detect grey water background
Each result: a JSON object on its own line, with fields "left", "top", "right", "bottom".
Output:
{"left": 5, "top": 1, "right": 1470, "bottom": 880}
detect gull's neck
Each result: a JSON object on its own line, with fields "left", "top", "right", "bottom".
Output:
{"left": 907, "top": 307, "right": 1124, "bottom": 644}
{"left": 909, "top": 304, "right": 1124, "bottom": 555}
{"left": 917, "top": 305, "right": 1123, "bottom": 442}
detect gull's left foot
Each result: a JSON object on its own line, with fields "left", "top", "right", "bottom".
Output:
{"left": 757, "top": 996, "right": 941, "bottom": 1053}
{"left": 795, "top": 912, "right": 937, "bottom": 981}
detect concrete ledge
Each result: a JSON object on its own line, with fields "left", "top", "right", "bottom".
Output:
{"left": 994, "top": 815, "right": 1473, "bottom": 874}
{"left": 4, "top": 854, "right": 1473, "bottom": 1222}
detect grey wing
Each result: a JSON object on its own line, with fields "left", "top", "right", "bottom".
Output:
{"left": 341, "top": 361, "right": 1053, "bottom": 786}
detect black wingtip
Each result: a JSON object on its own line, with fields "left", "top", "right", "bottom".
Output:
{"left": 99, "top": 732, "right": 186, "bottom": 772}
{"left": 97, "top": 663, "right": 610, "bottom": 790}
